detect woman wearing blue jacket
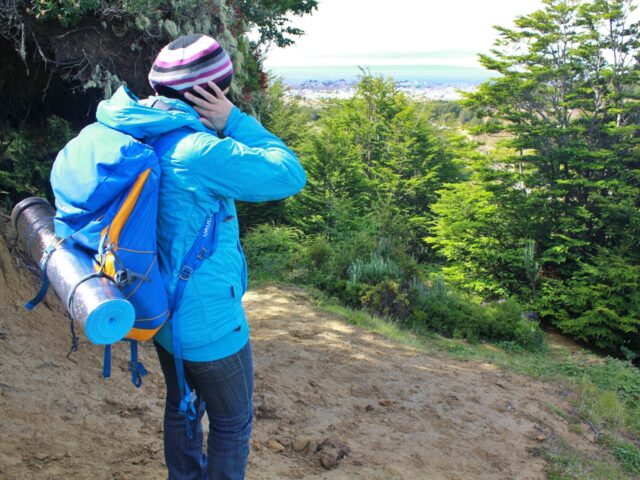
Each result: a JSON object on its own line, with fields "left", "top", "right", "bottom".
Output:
{"left": 98, "top": 34, "right": 306, "bottom": 479}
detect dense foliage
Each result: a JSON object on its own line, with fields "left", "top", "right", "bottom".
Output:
{"left": 2, "top": 0, "right": 317, "bottom": 92}
{"left": 242, "top": 0, "right": 639, "bottom": 357}
{"left": 0, "top": 116, "right": 75, "bottom": 210}
{"left": 241, "top": 77, "right": 545, "bottom": 350}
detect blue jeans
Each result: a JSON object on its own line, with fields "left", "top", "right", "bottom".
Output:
{"left": 155, "top": 340, "right": 254, "bottom": 480}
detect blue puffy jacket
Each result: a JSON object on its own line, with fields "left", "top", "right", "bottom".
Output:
{"left": 96, "top": 86, "right": 306, "bottom": 361}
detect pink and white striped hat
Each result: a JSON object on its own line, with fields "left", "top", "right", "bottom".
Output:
{"left": 148, "top": 34, "right": 233, "bottom": 95}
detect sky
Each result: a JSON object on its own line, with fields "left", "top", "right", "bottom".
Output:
{"left": 262, "top": 0, "right": 546, "bottom": 68}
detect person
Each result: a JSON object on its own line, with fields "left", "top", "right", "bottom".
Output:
{"left": 96, "top": 33, "right": 306, "bottom": 479}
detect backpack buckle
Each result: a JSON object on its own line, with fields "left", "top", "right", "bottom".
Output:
{"left": 179, "top": 265, "right": 194, "bottom": 281}
{"left": 196, "top": 247, "right": 207, "bottom": 260}
{"left": 114, "top": 269, "right": 130, "bottom": 288}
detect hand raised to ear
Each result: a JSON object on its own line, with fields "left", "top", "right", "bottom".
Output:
{"left": 184, "top": 81, "right": 233, "bottom": 132}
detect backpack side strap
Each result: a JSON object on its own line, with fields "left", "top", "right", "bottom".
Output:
{"left": 103, "top": 344, "right": 112, "bottom": 379}
{"left": 101, "top": 340, "right": 148, "bottom": 388}
{"left": 25, "top": 238, "right": 65, "bottom": 310}
{"left": 127, "top": 340, "right": 148, "bottom": 388}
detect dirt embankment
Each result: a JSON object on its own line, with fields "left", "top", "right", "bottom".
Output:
{"left": 0, "top": 223, "right": 597, "bottom": 479}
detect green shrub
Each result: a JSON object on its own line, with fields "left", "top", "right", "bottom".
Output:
{"left": 409, "top": 278, "right": 483, "bottom": 341}
{"left": 334, "top": 230, "right": 379, "bottom": 273}
{"left": 304, "top": 235, "right": 333, "bottom": 269}
{"left": 484, "top": 300, "right": 523, "bottom": 339}
{"left": 291, "top": 235, "right": 334, "bottom": 286}
{"left": 287, "top": 234, "right": 338, "bottom": 291}
{"left": 409, "top": 278, "right": 544, "bottom": 350}
{"left": 294, "top": 231, "right": 387, "bottom": 301}
{"left": 348, "top": 252, "right": 402, "bottom": 285}
{"left": 540, "top": 252, "right": 640, "bottom": 356}
{"left": 241, "top": 224, "right": 303, "bottom": 281}
{"left": 485, "top": 300, "right": 545, "bottom": 350}
{"left": 511, "top": 316, "right": 545, "bottom": 351}
{"left": 361, "top": 280, "right": 411, "bottom": 320}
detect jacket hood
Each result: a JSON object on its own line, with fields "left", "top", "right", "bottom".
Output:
{"left": 96, "top": 86, "right": 208, "bottom": 139}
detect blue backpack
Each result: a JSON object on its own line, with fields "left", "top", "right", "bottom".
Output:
{"left": 29, "top": 119, "right": 222, "bottom": 429}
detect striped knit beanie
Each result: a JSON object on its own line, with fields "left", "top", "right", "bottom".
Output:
{"left": 148, "top": 34, "right": 233, "bottom": 95}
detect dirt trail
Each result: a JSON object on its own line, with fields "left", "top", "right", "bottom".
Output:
{"left": 0, "top": 224, "right": 596, "bottom": 479}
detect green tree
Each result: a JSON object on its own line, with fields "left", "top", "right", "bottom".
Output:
{"left": 292, "top": 74, "right": 462, "bottom": 259}
{"left": 458, "top": 0, "right": 639, "bottom": 353}
{"left": 240, "top": 0, "right": 318, "bottom": 48}
{"left": 428, "top": 181, "right": 523, "bottom": 299}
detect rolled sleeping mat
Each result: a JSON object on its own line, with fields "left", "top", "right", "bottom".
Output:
{"left": 11, "top": 197, "right": 135, "bottom": 345}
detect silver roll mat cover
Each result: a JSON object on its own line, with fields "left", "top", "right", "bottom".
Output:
{"left": 11, "top": 197, "right": 135, "bottom": 345}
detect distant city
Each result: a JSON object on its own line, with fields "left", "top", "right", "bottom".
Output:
{"left": 282, "top": 79, "right": 481, "bottom": 101}
{"left": 267, "top": 64, "right": 495, "bottom": 101}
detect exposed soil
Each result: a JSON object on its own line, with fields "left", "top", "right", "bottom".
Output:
{"left": 0, "top": 222, "right": 599, "bottom": 479}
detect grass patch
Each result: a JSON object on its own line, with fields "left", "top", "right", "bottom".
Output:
{"left": 606, "top": 436, "right": 640, "bottom": 475}
{"left": 536, "top": 436, "right": 633, "bottom": 480}
{"left": 547, "top": 403, "right": 570, "bottom": 420}
{"left": 319, "top": 302, "right": 435, "bottom": 353}
{"left": 577, "top": 386, "right": 627, "bottom": 432}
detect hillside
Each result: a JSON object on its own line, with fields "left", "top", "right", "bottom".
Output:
{"left": 0, "top": 221, "right": 601, "bottom": 480}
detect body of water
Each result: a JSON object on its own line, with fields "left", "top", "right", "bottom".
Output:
{"left": 267, "top": 64, "right": 494, "bottom": 85}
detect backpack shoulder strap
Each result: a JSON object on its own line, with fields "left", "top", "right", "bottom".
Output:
{"left": 170, "top": 202, "right": 225, "bottom": 437}
{"left": 169, "top": 207, "right": 224, "bottom": 312}
{"left": 147, "top": 128, "right": 191, "bottom": 160}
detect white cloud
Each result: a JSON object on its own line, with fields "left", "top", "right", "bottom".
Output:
{"left": 264, "top": 0, "right": 547, "bottom": 67}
